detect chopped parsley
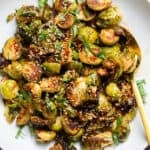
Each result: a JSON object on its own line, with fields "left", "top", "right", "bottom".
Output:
{"left": 73, "top": 50, "right": 79, "bottom": 60}
{"left": 83, "top": 5, "right": 90, "bottom": 17}
{"left": 18, "top": 88, "right": 31, "bottom": 102}
{"left": 55, "top": 41, "right": 62, "bottom": 51}
{"left": 136, "top": 79, "right": 147, "bottom": 103}
{"left": 99, "top": 51, "right": 106, "bottom": 59}
{"left": 82, "top": 36, "right": 91, "bottom": 50}
{"left": 38, "top": 0, "right": 48, "bottom": 9}
{"left": 112, "top": 116, "right": 122, "bottom": 145}
{"left": 72, "top": 25, "right": 78, "bottom": 38}
{"left": 38, "top": 30, "right": 48, "bottom": 41}
{"left": 15, "top": 126, "right": 25, "bottom": 139}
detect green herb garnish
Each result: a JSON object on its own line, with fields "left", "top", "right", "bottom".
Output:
{"left": 38, "top": 0, "right": 48, "bottom": 9}
{"left": 38, "top": 30, "right": 48, "bottom": 41}
{"left": 18, "top": 88, "right": 31, "bottom": 102}
{"left": 73, "top": 50, "right": 79, "bottom": 60}
{"left": 112, "top": 116, "right": 122, "bottom": 145}
{"left": 45, "top": 93, "right": 57, "bottom": 115}
{"left": 28, "top": 123, "right": 35, "bottom": 136}
{"left": 83, "top": 5, "right": 90, "bottom": 17}
{"left": 82, "top": 36, "right": 90, "bottom": 50}
{"left": 72, "top": 25, "right": 78, "bottom": 38}
{"left": 75, "top": 0, "right": 79, "bottom": 4}
{"left": 15, "top": 126, "right": 25, "bottom": 139}
{"left": 69, "top": 141, "right": 75, "bottom": 149}
{"left": 55, "top": 41, "right": 62, "bottom": 51}
{"left": 136, "top": 79, "right": 146, "bottom": 103}
{"left": 99, "top": 51, "right": 106, "bottom": 59}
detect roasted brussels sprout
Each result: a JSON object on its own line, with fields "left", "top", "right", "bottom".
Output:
{"left": 30, "top": 116, "right": 49, "bottom": 127}
{"left": 35, "top": 130, "right": 56, "bottom": 143}
{"left": 86, "top": 0, "right": 112, "bottom": 11}
{"left": 61, "top": 41, "right": 73, "bottom": 64}
{"left": 112, "top": 116, "right": 130, "bottom": 142}
{"left": 54, "top": 0, "right": 76, "bottom": 12}
{"left": 62, "top": 70, "right": 79, "bottom": 82}
{"left": 49, "top": 142, "right": 64, "bottom": 150}
{"left": 62, "top": 116, "right": 80, "bottom": 135}
{"left": 16, "top": 107, "right": 30, "bottom": 126}
{"left": 78, "top": 26, "right": 98, "bottom": 43}
{"left": 79, "top": 48, "right": 102, "bottom": 65}
{"left": 76, "top": 3, "right": 96, "bottom": 21}
{"left": 0, "top": 79, "right": 19, "bottom": 100}
{"left": 42, "top": 62, "right": 61, "bottom": 75}
{"left": 55, "top": 13, "right": 75, "bottom": 29}
{"left": 70, "top": 128, "right": 84, "bottom": 141}
{"left": 99, "top": 28, "right": 120, "bottom": 45}
{"left": 40, "top": 76, "right": 62, "bottom": 93}
{"left": 88, "top": 44, "right": 101, "bottom": 56}
{"left": 105, "top": 82, "right": 121, "bottom": 99}
{"left": 22, "top": 61, "right": 42, "bottom": 82}
{"left": 86, "top": 73, "right": 100, "bottom": 86}
{"left": 50, "top": 116, "right": 62, "bottom": 131}
{"left": 67, "top": 77, "right": 88, "bottom": 107}
{"left": 98, "top": 93, "right": 113, "bottom": 112}
{"left": 24, "top": 82, "right": 41, "bottom": 98}
{"left": 3, "top": 61, "right": 23, "bottom": 79}
{"left": 66, "top": 61, "right": 83, "bottom": 73}
{"left": 96, "top": 6, "right": 122, "bottom": 28}
{"left": 82, "top": 131, "right": 113, "bottom": 150}
{"left": 3, "top": 37, "right": 23, "bottom": 60}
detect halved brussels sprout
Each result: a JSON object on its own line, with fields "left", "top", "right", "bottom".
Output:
{"left": 55, "top": 13, "right": 75, "bottom": 29}
{"left": 30, "top": 116, "right": 49, "bottom": 127}
{"left": 79, "top": 48, "right": 102, "bottom": 65}
{"left": 86, "top": 73, "right": 100, "bottom": 86}
{"left": 76, "top": 3, "right": 96, "bottom": 21}
{"left": 99, "top": 28, "right": 120, "bottom": 45}
{"left": 40, "top": 76, "right": 62, "bottom": 93}
{"left": 86, "top": 0, "right": 112, "bottom": 11}
{"left": 78, "top": 26, "right": 98, "bottom": 43}
{"left": 69, "top": 128, "right": 84, "bottom": 141}
{"left": 62, "top": 70, "right": 79, "bottom": 82}
{"left": 49, "top": 142, "right": 63, "bottom": 150}
{"left": 66, "top": 77, "right": 88, "bottom": 107}
{"left": 61, "top": 41, "right": 73, "bottom": 64}
{"left": 82, "top": 131, "right": 113, "bottom": 150}
{"left": 3, "top": 37, "right": 23, "bottom": 60}
{"left": 42, "top": 62, "right": 61, "bottom": 75}
{"left": 62, "top": 116, "right": 80, "bottom": 135}
{"left": 22, "top": 61, "right": 42, "bottom": 82}
{"left": 66, "top": 61, "right": 83, "bottom": 73}
{"left": 50, "top": 116, "right": 62, "bottom": 131}
{"left": 3, "top": 61, "right": 23, "bottom": 79}
{"left": 96, "top": 6, "right": 122, "bottom": 28}
{"left": 98, "top": 93, "right": 113, "bottom": 112}
{"left": 35, "top": 130, "right": 56, "bottom": 143}
{"left": 88, "top": 44, "right": 101, "bottom": 56}
{"left": 105, "top": 82, "right": 121, "bottom": 99}
{"left": 112, "top": 116, "right": 131, "bottom": 142}
{"left": 16, "top": 107, "right": 30, "bottom": 126}
{"left": 0, "top": 79, "right": 19, "bottom": 100}
{"left": 24, "top": 82, "right": 41, "bottom": 98}
{"left": 54, "top": 0, "right": 76, "bottom": 12}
